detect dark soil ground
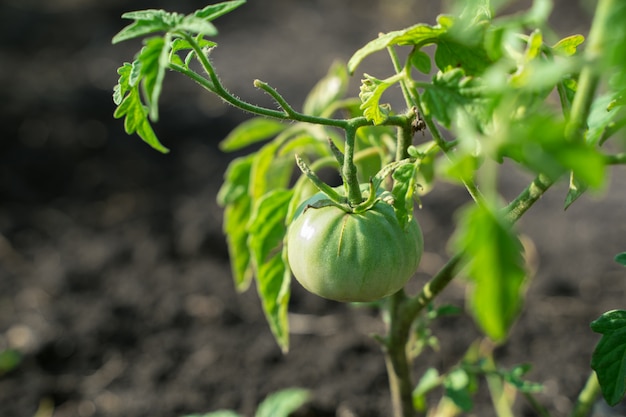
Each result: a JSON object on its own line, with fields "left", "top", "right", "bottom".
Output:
{"left": 1, "top": 1, "right": 625, "bottom": 416}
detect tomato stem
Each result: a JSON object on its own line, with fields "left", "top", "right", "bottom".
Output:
{"left": 342, "top": 125, "right": 364, "bottom": 206}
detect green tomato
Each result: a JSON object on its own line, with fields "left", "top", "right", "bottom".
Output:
{"left": 287, "top": 193, "right": 423, "bottom": 302}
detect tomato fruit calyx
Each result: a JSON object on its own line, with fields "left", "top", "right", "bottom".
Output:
{"left": 287, "top": 185, "right": 424, "bottom": 303}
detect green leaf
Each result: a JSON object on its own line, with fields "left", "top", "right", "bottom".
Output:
{"left": 348, "top": 21, "right": 447, "bottom": 74}
{"left": 112, "top": 5, "right": 229, "bottom": 45}
{"left": 591, "top": 310, "right": 626, "bottom": 406}
{"left": 421, "top": 68, "right": 489, "bottom": 129}
{"left": 113, "top": 2, "right": 243, "bottom": 45}
{"left": 113, "top": 85, "right": 169, "bottom": 153}
{"left": 136, "top": 35, "right": 172, "bottom": 121}
{"left": 586, "top": 93, "right": 623, "bottom": 147}
{"left": 255, "top": 388, "right": 310, "bottom": 417}
{"left": 248, "top": 189, "right": 294, "bottom": 352}
{"left": 195, "top": 0, "right": 247, "bottom": 21}
{"left": 113, "top": 63, "right": 133, "bottom": 105}
{"left": 413, "top": 368, "right": 441, "bottom": 412}
{"left": 497, "top": 112, "right": 606, "bottom": 190}
{"left": 112, "top": 10, "right": 176, "bottom": 44}
{"left": 434, "top": 35, "right": 491, "bottom": 75}
{"left": 359, "top": 74, "right": 394, "bottom": 125}
{"left": 171, "top": 37, "right": 216, "bottom": 54}
{"left": 219, "top": 118, "right": 287, "bottom": 151}
{"left": 552, "top": 34, "right": 585, "bottom": 56}
{"left": 409, "top": 49, "right": 432, "bottom": 74}
{"left": 250, "top": 142, "right": 294, "bottom": 200}
{"left": 302, "top": 61, "right": 349, "bottom": 117}
{"left": 452, "top": 203, "right": 527, "bottom": 342}
{"left": 391, "top": 163, "right": 418, "bottom": 228}
{"left": 218, "top": 155, "right": 255, "bottom": 291}
{"left": 615, "top": 252, "right": 626, "bottom": 267}
{"left": 177, "top": 16, "right": 218, "bottom": 37}
{"left": 444, "top": 368, "right": 474, "bottom": 411}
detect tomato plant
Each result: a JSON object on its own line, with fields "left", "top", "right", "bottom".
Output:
{"left": 111, "top": 0, "right": 626, "bottom": 416}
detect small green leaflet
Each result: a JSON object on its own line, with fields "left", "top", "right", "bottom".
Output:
{"left": 347, "top": 20, "right": 448, "bottom": 74}
{"left": 255, "top": 388, "right": 310, "bottom": 417}
{"left": 250, "top": 141, "right": 294, "bottom": 201}
{"left": 452, "top": 203, "right": 527, "bottom": 342}
{"left": 136, "top": 35, "right": 171, "bottom": 121}
{"left": 113, "top": 64, "right": 169, "bottom": 153}
{"left": 434, "top": 30, "right": 491, "bottom": 75}
{"left": 591, "top": 310, "right": 626, "bottom": 406}
{"left": 615, "top": 252, "right": 626, "bottom": 267}
{"left": 551, "top": 34, "right": 585, "bottom": 56}
{"left": 247, "top": 189, "right": 294, "bottom": 352}
{"left": 421, "top": 68, "right": 488, "bottom": 129}
{"left": 217, "top": 155, "right": 255, "bottom": 291}
{"left": 112, "top": 9, "right": 185, "bottom": 44}
{"left": 194, "top": 0, "right": 247, "bottom": 21}
{"left": 409, "top": 49, "right": 432, "bottom": 74}
{"left": 391, "top": 163, "right": 418, "bottom": 229}
{"left": 359, "top": 74, "right": 396, "bottom": 125}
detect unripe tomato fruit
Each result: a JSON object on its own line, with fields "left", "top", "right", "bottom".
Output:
{"left": 287, "top": 193, "right": 423, "bottom": 302}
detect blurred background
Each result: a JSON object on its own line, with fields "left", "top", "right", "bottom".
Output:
{"left": 1, "top": 1, "right": 624, "bottom": 416}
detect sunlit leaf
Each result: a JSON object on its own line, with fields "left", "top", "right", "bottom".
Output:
{"left": 348, "top": 21, "right": 447, "bottom": 74}
{"left": 359, "top": 74, "right": 394, "bottom": 125}
{"left": 217, "top": 155, "right": 255, "bottom": 291}
{"left": 452, "top": 203, "right": 527, "bottom": 342}
{"left": 552, "top": 34, "right": 585, "bottom": 56}
{"left": 250, "top": 142, "right": 294, "bottom": 200}
{"left": 195, "top": 0, "right": 247, "bottom": 21}
{"left": 591, "top": 310, "right": 626, "bottom": 406}
{"left": 112, "top": 10, "right": 176, "bottom": 44}
{"left": 177, "top": 16, "right": 218, "bottom": 37}
{"left": 136, "top": 35, "right": 171, "bottom": 121}
{"left": 248, "top": 189, "right": 294, "bottom": 352}
{"left": 113, "top": 84, "right": 169, "bottom": 153}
